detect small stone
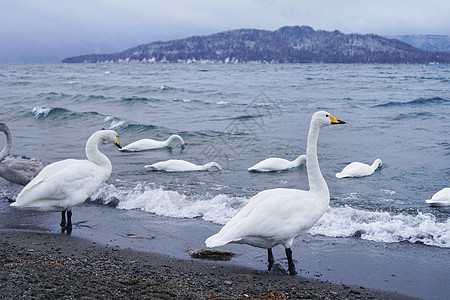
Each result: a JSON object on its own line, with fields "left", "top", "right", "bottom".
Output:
{"left": 224, "top": 280, "right": 232, "bottom": 285}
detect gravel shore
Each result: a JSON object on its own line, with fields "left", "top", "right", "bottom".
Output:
{"left": 1, "top": 230, "right": 416, "bottom": 300}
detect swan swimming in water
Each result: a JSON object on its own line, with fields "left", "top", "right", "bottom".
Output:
{"left": 206, "top": 111, "right": 345, "bottom": 275}
{"left": 335, "top": 159, "right": 382, "bottom": 178}
{"left": 425, "top": 188, "right": 450, "bottom": 206}
{"left": 145, "top": 159, "right": 222, "bottom": 172}
{"left": 248, "top": 155, "right": 306, "bottom": 172}
{"left": 120, "top": 134, "right": 185, "bottom": 152}
{"left": 0, "top": 123, "right": 44, "bottom": 185}
{"left": 11, "top": 130, "right": 121, "bottom": 232}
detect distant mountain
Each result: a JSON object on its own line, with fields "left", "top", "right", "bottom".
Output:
{"left": 63, "top": 26, "right": 450, "bottom": 64}
{"left": 388, "top": 35, "right": 450, "bottom": 53}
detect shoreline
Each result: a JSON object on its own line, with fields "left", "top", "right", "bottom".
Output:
{"left": 1, "top": 229, "right": 415, "bottom": 300}
{"left": 1, "top": 202, "right": 449, "bottom": 299}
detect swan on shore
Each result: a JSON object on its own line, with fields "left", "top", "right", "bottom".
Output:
{"left": 205, "top": 111, "right": 345, "bottom": 275}
{"left": 248, "top": 155, "right": 306, "bottom": 172}
{"left": 425, "top": 188, "right": 450, "bottom": 206}
{"left": 336, "top": 159, "right": 382, "bottom": 178}
{"left": 145, "top": 159, "right": 221, "bottom": 172}
{"left": 10, "top": 130, "right": 122, "bottom": 232}
{"left": 120, "top": 134, "right": 185, "bottom": 152}
{"left": 0, "top": 123, "right": 44, "bottom": 185}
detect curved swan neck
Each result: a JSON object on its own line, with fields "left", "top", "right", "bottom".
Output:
{"left": 306, "top": 120, "right": 328, "bottom": 195}
{"left": 371, "top": 159, "right": 382, "bottom": 170}
{"left": 166, "top": 135, "right": 184, "bottom": 145}
{"left": 205, "top": 162, "right": 221, "bottom": 171}
{"left": 85, "top": 132, "right": 111, "bottom": 169}
{"left": 0, "top": 127, "right": 12, "bottom": 161}
{"left": 292, "top": 155, "right": 306, "bottom": 166}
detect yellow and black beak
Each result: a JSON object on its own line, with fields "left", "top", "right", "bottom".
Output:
{"left": 114, "top": 137, "right": 122, "bottom": 149}
{"left": 328, "top": 115, "right": 346, "bottom": 125}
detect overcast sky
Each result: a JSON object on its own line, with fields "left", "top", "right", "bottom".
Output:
{"left": 1, "top": 0, "right": 449, "bottom": 63}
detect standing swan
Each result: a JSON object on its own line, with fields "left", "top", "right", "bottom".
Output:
{"left": 0, "top": 123, "right": 44, "bottom": 185}
{"left": 11, "top": 130, "right": 121, "bottom": 232}
{"left": 336, "top": 159, "right": 382, "bottom": 178}
{"left": 120, "top": 134, "right": 185, "bottom": 152}
{"left": 206, "top": 111, "right": 345, "bottom": 275}
{"left": 248, "top": 155, "right": 306, "bottom": 172}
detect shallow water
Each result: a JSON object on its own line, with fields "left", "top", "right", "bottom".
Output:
{"left": 0, "top": 63, "right": 449, "bottom": 249}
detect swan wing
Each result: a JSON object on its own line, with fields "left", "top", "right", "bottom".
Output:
{"left": 13, "top": 159, "right": 107, "bottom": 210}
{"left": 120, "top": 139, "right": 164, "bottom": 151}
{"left": 336, "top": 162, "right": 373, "bottom": 178}
{"left": 206, "top": 188, "right": 326, "bottom": 248}
{"left": 248, "top": 158, "right": 293, "bottom": 172}
{"left": 146, "top": 160, "right": 198, "bottom": 172}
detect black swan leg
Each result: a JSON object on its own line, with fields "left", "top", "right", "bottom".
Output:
{"left": 285, "top": 248, "right": 297, "bottom": 275}
{"left": 60, "top": 210, "right": 66, "bottom": 228}
{"left": 66, "top": 211, "right": 72, "bottom": 233}
{"left": 267, "top": 248, "right": 274, "bottom": 271}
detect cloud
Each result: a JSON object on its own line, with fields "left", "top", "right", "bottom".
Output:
{"left": 1, "top": 0, "right": 449, "bottom": 62}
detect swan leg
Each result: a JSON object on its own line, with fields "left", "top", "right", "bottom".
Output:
{"left": 60, "top": 210, "right": 66, "bottom": 228}
{"left": 267, "top": 248, "right": 274, "bottom": 271}
{"left": 66, "top": 211, "right": 72, "bottom": 232}
{"left": 285, "top": 248, "right": 297, "bottom": 276}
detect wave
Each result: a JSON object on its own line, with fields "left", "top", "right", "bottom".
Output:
{"left": 374, "top": 97, "right": 449, "bottom": 108}
{"left": 391, "top": 112, "right": 435, "bottom": 121}
{"left": 310, "top": 206, "right": 450, "bottom": 248}
{"left": 91, "top": 183, "right": 450, "bottom": 249}
{"left": 31, "top": 106, "right": 101, "bottom": 120}
{"left": 121, "top": 96, "right": 162, "bottom": 103}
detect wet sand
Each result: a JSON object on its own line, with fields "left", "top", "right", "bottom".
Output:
{"left": 1, "top": 202, "right": 448, "bottom": 299}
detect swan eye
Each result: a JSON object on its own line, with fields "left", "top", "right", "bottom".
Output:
{"left": 325, "top": 115, "right": 329, "bottom": 117}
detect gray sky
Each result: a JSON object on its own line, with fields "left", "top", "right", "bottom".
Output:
{"left": 1, "top": 0, "right": 449, "bottom": 63}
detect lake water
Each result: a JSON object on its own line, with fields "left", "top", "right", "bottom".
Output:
{"left": 0, "top": 63, "right": 449, "bottom": 249}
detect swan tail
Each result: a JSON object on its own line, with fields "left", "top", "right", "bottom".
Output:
{"left": 205, "top": 234, "right": 234, "bottom": 248}
{"left": 144, "top": 165, "right": 158, "bottom": 171}
{"left": 335, "top": 172, "right": 345, "bottom": 178}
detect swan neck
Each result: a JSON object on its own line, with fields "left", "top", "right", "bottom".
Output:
{"left": 293, "top": 155, "right": 305, "bottom": 166}
{"left": 85, "top": 133, "right": 111, "bottom": 170}
{"left": 0, "top": 128, "right": 12, "bottom": 161}
{"left": 306, "top": 121, "right": 328, "bottom": 195}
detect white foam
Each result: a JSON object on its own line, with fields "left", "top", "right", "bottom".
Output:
{"left": 104, "top": 115, "right": 125, "bottom": 129}
{"left": 32, "top": 106, "right": 52, "bottom": 118}
{"left": 90, "top": 183, "right": 450, "bottom": 248}
{"left": 310, "top": 206, "right": 450, "bottom": 248}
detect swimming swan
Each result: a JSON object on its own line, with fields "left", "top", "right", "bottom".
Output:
{"left": 0, "top": 123, "right": 44, "bottom": 185}
{"left": 120, "top": 134, "right": 185, "bottom": 152}
{"left": 145, "top": 159, "right": 222, "bottom": 172}
{"left": 335, "top": 159, "right": 382, "bottom": 178}
{"left": 11, "top": 130, "right": 121, "bottom": 232}
{"left": 248, "top": 155, "right": 306, "bottom": 172}
{"left": 425, "top": 188, "right": 450, "bottom": 206}
{"left": 205, "top": 111, "right": 345, "bottom": 275}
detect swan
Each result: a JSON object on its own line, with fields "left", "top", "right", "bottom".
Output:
{"left": 248, "top": 155, "right": 306, "bottom": 172}
{"left": 10, "top": 130, "right": 121, "bottom": 232}
{"left": 335, "top": 159, "right": 382, "bottom": 178}
{"left": 205, "top": 111, "right": 345, "bottom": 275}
{"left": 0, "top": 123, "right": 44, "bottom": 185}
{"left": 120, "top": 134, "right": 185, "bottom": 152}
{"left": 145, "top": 159, "right": 222, "bottom": 172}
{"left": 425, "top": 188, "right": 450, "bottom": 206}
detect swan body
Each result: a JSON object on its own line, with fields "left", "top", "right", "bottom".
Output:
{"left": 145, "top": 159, "right": 221, "bottom": 172}
{"left": 336, "top": 159, "right": 382, "bottom": 178}
{"left": 0, "top": 123, "right": 44, "bottom": 185}
{"left": 425, "top": 188, "right": 450, "bottom": 206}
{"left": 120, "top": 134, "right": 185, "bottom": 152}
{"left": 11, "top": 130, "right": 121, "bottom": 231}
{"left": 206, "top": 111, "right": 345, "bottom": 275}
{"left": 248, "top": 155, "right": 306, "bottom": 172}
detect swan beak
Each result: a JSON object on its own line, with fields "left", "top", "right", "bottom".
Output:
{"left": 114, "top": 137, "right": 122, "bottom": 149}
{"left": 329, "top": 115, "right": 346, "bottom": 125}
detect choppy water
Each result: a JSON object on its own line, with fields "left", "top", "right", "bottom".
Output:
{"left": 1, "top": 63, "right": 449, "bottom": 248}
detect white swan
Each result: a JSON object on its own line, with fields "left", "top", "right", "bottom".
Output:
{"left": 145, "top": 159, "right": 222, "bottom": 172}
{"left": 248, "top": 155, "right": 306, "bottom": 172}
{"left": 120, "top": 134, "right": 185, "bottom": 152}
{"left": 205, "top": 111, "right": 345, "bottom": 275}
{"left": 425, "top": 188, "right": 450, "bottom": 206}
{"left": 0, "top": 123, "right": 44, "bottom": 185}
{"left": 336, "top": 159, "right": 382, "bottom": 178}
{"left": 10, "top": 130, "right": 121, "bottom": 232}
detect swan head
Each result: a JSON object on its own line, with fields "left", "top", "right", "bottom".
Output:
{"left": 312, "top": 111, "right": 346, "bottom": 127}
{"left": 206, "top": 162, "right": 222, "bottom": 171}
{"left": 99, "top": 130, "right": 122, "bottom": 149}
{"left": 373, "top": 159, "right": 382, "bottom": 168}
